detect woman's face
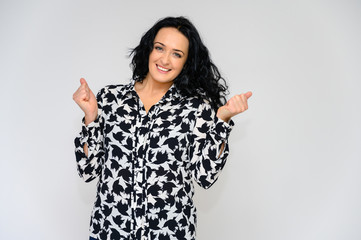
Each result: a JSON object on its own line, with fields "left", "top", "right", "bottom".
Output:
{"left": 146, "top": 27, "right": 189, "bottom": 85}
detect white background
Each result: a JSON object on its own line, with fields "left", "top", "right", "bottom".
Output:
{"left": 0, "top": 0, "right": 360, "bottom": 239}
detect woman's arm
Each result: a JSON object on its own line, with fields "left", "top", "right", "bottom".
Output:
{"left": 189, "top": 102, "right": 234, "bottom": 189}
{"left": 190, "top": 92, "right": 252, "bottom": 189}
{"left": 73, "top": 79, "right": 106, "bottom": 182}
{"left": 216, "top": 91, "right": 252, "bottom": 156}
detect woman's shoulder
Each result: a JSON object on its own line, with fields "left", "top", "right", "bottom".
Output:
{"left": 183, "top": 94, "right": 213, "bottom": 112}
{"left": 98, "top": 81, "right": 134, "bottom": 96}
{"left": 104, "top": 81, "right": 132, "bottom": 91}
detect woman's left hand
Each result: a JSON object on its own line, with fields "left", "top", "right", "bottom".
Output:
{"left": 216, "top": 91, "right": 252, "bottom": 122}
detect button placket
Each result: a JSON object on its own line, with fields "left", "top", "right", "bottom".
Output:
{"left": 133, "top": 104, "right": 151, "bottom": 238}
{"left": 142, "top": 107, "right": 158, "bottom": 240}
{"left": 131, "top": 98, "right": 144, "bottom": 238}
{"left": 141, "top": 113, "right": 150, "bottom": 239}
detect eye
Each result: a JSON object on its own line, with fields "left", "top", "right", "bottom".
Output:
{"left": 173, "top": 52, "right": 182, "bottom": 58}
{"left": 154, "top": 46, "right": 163, "bottom": 51}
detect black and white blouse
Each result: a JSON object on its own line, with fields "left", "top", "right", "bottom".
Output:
{"left": 74, "top": 81, "right": 234, "bottom": 240}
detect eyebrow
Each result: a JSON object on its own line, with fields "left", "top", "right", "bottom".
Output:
{"left": 154, "top": 42, "right": 185, "bottom": 55}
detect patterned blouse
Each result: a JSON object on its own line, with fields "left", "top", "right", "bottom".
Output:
{"left": 74, "top": 81, "right": 234, "bottom": 240}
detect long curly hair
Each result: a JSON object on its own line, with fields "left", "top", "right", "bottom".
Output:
{"left": 130, "top": 16, "right": 228, "bottom": 110}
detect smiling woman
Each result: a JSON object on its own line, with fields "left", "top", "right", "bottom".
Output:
{"left": 73, "top": 16, "right": 252, "bottom": 240}
{"left": 149, "top": 28, "right": 189, "bottom": 81}
{"left": 136, "top": 27, "right": 189, "bottom": 112}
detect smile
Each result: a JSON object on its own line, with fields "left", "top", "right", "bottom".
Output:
{"left": 156, "top": 64, "right": 171, "bottom": 72}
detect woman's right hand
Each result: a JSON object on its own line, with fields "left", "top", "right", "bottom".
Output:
{"left": 73, "top": 78, "right": 98, "bottom": 125}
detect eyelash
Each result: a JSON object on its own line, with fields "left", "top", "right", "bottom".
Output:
{"left": 173, "top": 53, "right": 181, "bottom": 58}
{"left": 154, "top": 45, "right": 182, "bottom": 58}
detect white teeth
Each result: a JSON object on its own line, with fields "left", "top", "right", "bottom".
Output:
{"left": 157, "top": 65, "right": 170, "bottom": 72}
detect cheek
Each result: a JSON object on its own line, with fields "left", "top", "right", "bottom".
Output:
{"left": 149, "top": 49, "right": 162, "bottom": 62}
{"left": 174, "top": 59, "right": 186, "bottom": 70}
{"left": 148, "top": 51, "right": 156, "bottom": 62}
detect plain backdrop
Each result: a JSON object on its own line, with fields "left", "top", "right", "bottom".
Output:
{"left": 0, "top": 0, "right": 360, "bottom": 239}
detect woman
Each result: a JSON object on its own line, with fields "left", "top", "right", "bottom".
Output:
{"left": 73, "top": 16, "right": 252, "bottom": 240}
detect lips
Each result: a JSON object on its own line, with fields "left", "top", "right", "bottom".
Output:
{"left": 156, "top": 64, "right": 171, "bottom": 73}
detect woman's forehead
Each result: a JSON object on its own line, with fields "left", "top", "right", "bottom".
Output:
{"left": 154, "top": 27, "right": 189, "bottom": 51}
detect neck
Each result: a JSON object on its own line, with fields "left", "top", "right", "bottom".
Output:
{"left": 137, "top": 75, "right": 173, "bottom": 95}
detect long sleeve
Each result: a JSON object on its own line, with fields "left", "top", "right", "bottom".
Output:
{"left": 74, "top": 88, "right": 106, "bottom": 183}
{"left": 189, "top": 101, "right": 234, "bottom": 189}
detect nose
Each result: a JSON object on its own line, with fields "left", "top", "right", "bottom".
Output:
{"left": 160, "top": 52, "right": 170, "bottom": 66}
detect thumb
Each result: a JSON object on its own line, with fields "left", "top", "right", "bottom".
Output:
{"left": 245, "top": 91, "right": 253, "bottom": 99}
{"left": 80, "top": 78, "right": 88, "bottom": 86}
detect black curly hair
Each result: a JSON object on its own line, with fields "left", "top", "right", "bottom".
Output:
{"left": 130, "top": 16, "right": 228, "bottom": 110}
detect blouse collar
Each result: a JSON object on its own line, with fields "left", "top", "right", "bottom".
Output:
{"left": 122, "top": 80, "right": 182, "bottom": 103}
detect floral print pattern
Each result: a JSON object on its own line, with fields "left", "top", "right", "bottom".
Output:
{"left": 74, "top": 81, "right": 233, "bottom": 240}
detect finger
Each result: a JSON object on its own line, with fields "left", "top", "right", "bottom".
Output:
{"left": 74, "top": 84, "right": 90, "bottom": 100}
{"left": 83, "top": 91, "right": 90, "bottom": 101}
{"left": 231, "top": 94, "right": 246, "bottom": 113}
{"left": 73, "top": 91, "right": 88, "bottom": 103}
{"left": 245, "top": 91, "right": 252, "bottom": 99}
{"left": 240, "top": 94, "right": 248, "bottom": 110}
{"left": 228, "top": 95, "right": 243, "bottom": 113}
{"left": 226, "top": 96, "right": 236, "bottom": 109}
{"left": 235, "top": 95, "right": 244, "bottom": 112}
{"left": 80, "top": 78, "right": 88, "bottom": 88}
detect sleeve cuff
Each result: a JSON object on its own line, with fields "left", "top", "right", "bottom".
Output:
{"left": 80, "top": 115, "right": 100, "bottom": 146}
{"left": 214, "top": 117, "right": 234, "bottom": 140}
{"left": 213, "top": 116, "right": 234, "bottom": 141}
